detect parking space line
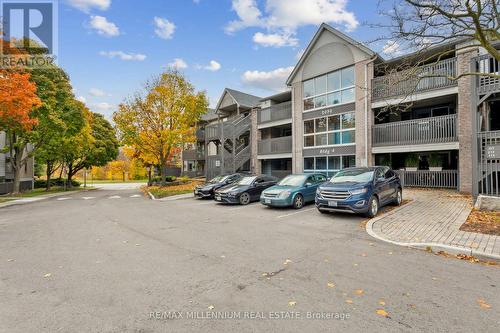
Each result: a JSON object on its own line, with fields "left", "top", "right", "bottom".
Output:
{"left": 228, "top": 204, "right": 259, "bottom": 211}
{"left": 277, "top": 207, "right": 316, "bottom": 219}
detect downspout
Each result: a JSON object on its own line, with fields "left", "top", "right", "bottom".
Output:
{"left": 364, "top": 56, "right": 377, "bottom": 167}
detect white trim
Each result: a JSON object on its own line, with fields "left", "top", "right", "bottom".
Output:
{"left": 372, "top": 86, "right": 458, "bottom": 109}
{"left": 257, "top": 153, "right": 293, "bottom": 160}
{"left": 258, "top": 118, "right": 292, "bottom": 129}
{"left": 372, "top": 142, "right": 459, "bottom": 154}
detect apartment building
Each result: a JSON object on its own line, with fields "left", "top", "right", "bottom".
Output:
{"left": 0, "top": 131, "right": 35, "bottom": 194}
{"left": 184, "top": 23, "right": 499, "bottom": 197}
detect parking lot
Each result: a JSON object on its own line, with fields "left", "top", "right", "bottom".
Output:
{"left": 1, "top": 188, "right": 499, "bottom": 333}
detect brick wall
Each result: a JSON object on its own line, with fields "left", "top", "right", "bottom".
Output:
{"left": 355, "top": 59, "right": 375, "bottom": 167}
{"left": 456, "top": 45, "right": 478, "bottom": 193}
{"left": 291, "top": 82, "right": 304, "bottom": 173}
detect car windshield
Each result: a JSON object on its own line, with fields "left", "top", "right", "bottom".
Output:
{"left": 278, "top": 175, "right": 308, "bottom": 187}
{"left": 209, "top": 175, "right": 229, "bottom": 184}
{"left": 237, "top": 176, "right": 257, "bottom": 185}
{"left": 330, "top": 169, "right": 374, "bottom": 184}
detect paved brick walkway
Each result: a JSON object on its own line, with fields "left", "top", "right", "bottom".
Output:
{"left": 367, "top": 189, "right": 500, "bottom": 260}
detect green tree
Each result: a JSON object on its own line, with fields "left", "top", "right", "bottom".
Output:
{"left": 62, "top": 108, "right": 119, "bottom": 187}
{"left": 113, "top": 70, "right": 208, "bottom": 185}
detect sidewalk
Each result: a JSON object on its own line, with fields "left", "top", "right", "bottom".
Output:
{"left": 0, "top": 188, "right": 97, "bottom": 209}
{"left": 367, "top": 189, "right": 500, "bottom": 260}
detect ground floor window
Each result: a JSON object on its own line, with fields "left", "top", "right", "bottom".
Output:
{"left": 304, "top": 155, "right": 355, "bottom": 177}
{"left": 184, "top": 160, "right": 197, "bottom": 172}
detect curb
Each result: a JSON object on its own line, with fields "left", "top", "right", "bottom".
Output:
{"left": 0, "top": 188, "right": 99, "bottom": 209}
{"left": 147, "top": 191, "right": 194, "bottom": 202}
{"left": 366, "top": 203, "right": 500, "bottom": 262}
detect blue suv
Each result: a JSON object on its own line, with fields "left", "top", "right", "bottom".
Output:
{"left": 315, "top": 166, "right": 402, "bottom": 218}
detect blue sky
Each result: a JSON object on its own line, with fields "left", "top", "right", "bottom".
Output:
{"left": 55, "top": 0, "right": 390, "bottom": 118}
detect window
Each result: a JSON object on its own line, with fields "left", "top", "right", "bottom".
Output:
{"left": 303, "top": 66, "right": 355, "bottom": 111}
{"left": 303, "top": 112, "right": 355, "bottom": 147}
{"left": 304, "top": 155, "right": 356, "bottom": 178}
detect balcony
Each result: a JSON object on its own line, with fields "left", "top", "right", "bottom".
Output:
{"left": 182, "top": 149, "right": 205, "bottom": 161}
{"left": 475, "top": 54, "right": 500, "bottom": 95}
{"left": 196, "top": 128, "right": 205, "bottom": 141}
{"left": 258, "top": 136, "right": 292, "bottom": 156}
{"left": 258, "top": 101, "right": 292, "bottom": 126}
{"left": 372, "top": 58, "right": 457, "bottom": 101}
{"left": 372, "top": 114, "right": 457, "bottom": 147}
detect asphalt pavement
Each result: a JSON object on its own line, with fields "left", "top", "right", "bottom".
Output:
{"left": 0, "top": 188, "right": 498, "bottom": 332}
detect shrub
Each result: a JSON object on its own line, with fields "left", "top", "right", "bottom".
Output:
{"left": 34, "top": 179, "right": 81, "bottom": 189}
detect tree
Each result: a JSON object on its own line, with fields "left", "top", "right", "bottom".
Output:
{"left": 31, "top": 68, "right": 85, "bottom": 190}
{"left": 0, "top": 71, "right": 42, "bottom": 193}
{"left": 62, "top": 108, "right": 119, "bottom": 187}
{"left": 113, "top": 70, "right": 208, "bottom": 185}
{"left": 376, "top": 0, "right": 499, "bottom": 78}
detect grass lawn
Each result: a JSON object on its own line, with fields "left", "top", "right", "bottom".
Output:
{"left": 144, "top": 181, "right": 202, "bottom": 199}
{"left": 0, "top": 198, "right": 15, "bottom": 204}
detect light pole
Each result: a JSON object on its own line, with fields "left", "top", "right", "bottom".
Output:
{"left": 146, "top": 166, "right": 151, "bottom": 186}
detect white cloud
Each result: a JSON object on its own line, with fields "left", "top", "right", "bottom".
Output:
{"left": 93, "top": 102, "right": 114, "bottom": 111}
{"left": 198, "top": 60, "right": 221, "bottom": 72}
{"left": 89, "top": 88, "right": 107, "bottom": 97}
{"left": 76, "top": 96, "right": 87, "bottom": 103}
{"left": 66, "top": 0, "right": 111, "bottom": 12}
{"left": 99, "top": 51, "right": 146, "bottom": 61}
{"left": 242, "top": 66, "right": 293, "bottom": 92}
{"left": 253, "top": 32, "right": 298, "bottom": 47}
{"left": 226, "top": 0, "right": 359, "bottom": 47}
{"left": 89, "top": 15, "right": 120, "bottom": 37}
{"left": 154, "top": 17, "right": 176, "bottom": 40}
{"left": 382, "top": 40, "right": 402, "bottom": 57}
{"left": 167, "top": 58, "right": 188, "bottom": 69}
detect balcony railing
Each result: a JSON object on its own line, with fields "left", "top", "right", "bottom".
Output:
{"left": 258, "top": 101, "right": 292, "bottom": 125}
{"left": 395, "top": 170, "right": 458, "bottom": 189}
{"left": 372, "top": 58, "right": 457, "bottom": 101}
{"left": 475, "top": 54, "right": 500, "bottom": 95}
{"left": 182, "top": 149, "right": 205, "bottom": 161}
{"left": 258, "top": 136, "right": 293, "bottom": 155}
{"left": 372, "top": 114, "right": 457, "bottom": 147}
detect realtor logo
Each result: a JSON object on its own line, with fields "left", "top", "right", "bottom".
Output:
{"left": 1, "top": 0, "right": 58, "bottom": 66}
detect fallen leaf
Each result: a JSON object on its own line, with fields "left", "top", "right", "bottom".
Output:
{"left": 135, "top": 244, "right": 141, "bottom": 247}
{"left": 376, "top": 309, "right": 390, "bottom": 318}
{"left": 288, "top": 301, "right": 297, "bottom": 307}
{"left": 353, "top": 263, "right": 359, "bottom": 266}
{"left": 379, "top": 300, "right": 386, "bottom": 306}
{"left": 369, "top": 243, "right": 374, "bottom": 246}
{"left": 283, "top": 259, "right": 292, "bottom": 265}
{"left": 327, "top": 282, "right": 336, "bottom": 288}
{"left": 44, "top": 273, "right": 52, "bottom": 278}
{"left": 220, "top": 255, "right": 226, "bottom": 258}
{"left": 354, "top": 289, "right": 364, "bottom": 295}
{"left": 7, "top": 259, "right": 14, "bottom": 262}
{"left": 208, "top": 305, "right": 215, "bottom": 310}
{"left": 262, "top": 273, "right": 268, "bottom": 277}
{"left": 361, "top": 253, "right": 367, "bottom": 257}
{"left": 345, "top": 299, "right": 353, "bottom": 304}
{"left": 432, "top": 277, "right": 438, "bottom": 281}
{"left": 388, "top": 252, "right": 393, "bottom": 255}
{"left": 477, "top": 299, "right": 491, "bottom": 309}
{"left": 122, "top": 241, "right": 128, "bottom": 244}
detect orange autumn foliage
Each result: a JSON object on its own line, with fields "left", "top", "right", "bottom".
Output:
{"left": 0, "top": 71, "right": 41, "bottom": 131}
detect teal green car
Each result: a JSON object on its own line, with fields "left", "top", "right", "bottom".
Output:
{"left": 260, "top": 173, "right": 327, "bottom": 209}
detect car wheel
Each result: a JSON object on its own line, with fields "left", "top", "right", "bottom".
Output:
{"left": 392, "top": 189, "right": 402, "bottom": 206}
{"left": 293, "top": 194, "right": 304, "bottom": 209}
{"left": 365, "top": 196, "right": 379, "bottom": 218}
{"left": 239, "top": 192, "right": 250, "bottom": 205}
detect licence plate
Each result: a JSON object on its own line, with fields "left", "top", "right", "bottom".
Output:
{"left": 265, "top": 199, "right": 272, "bottom": 204}
{"left": 215, "top": 195, "right": 222, "bottom": 201}
{"left": 328, "top": 201, "right": 338, "bottom": 207}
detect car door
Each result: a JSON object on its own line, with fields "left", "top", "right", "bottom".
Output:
{"left": 250, "top": 177, "right": 266, "bottom": 200}
{"left": 384, "top": 169, "right": 399, "bottom": 200}
{"left": 302, "top": 175, "right": 317, "bottom": 202}
{"left": 374, "top": 168, "right": 390, "bottom": 204}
